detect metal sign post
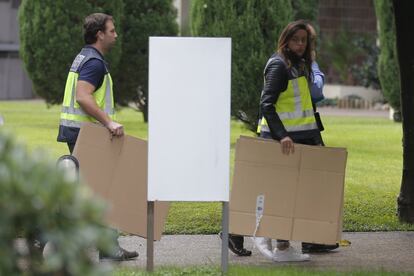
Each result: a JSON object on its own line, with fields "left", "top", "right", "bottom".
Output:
{"left": 221, "top": 201, "right": 229, "bottom": 273}
{"left": 146, "top": 201, "right": 155, "bottom": 272}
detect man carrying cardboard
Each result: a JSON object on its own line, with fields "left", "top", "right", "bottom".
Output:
{"left": 57, "top": 13, "right": 138, "bottom": 261}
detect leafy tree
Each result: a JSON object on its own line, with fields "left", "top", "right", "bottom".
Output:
{"left": 292, "top": 0, "right": 319, "bottom": 22}
{"left": 191, "top": 0, "right": 293, "bottom": 131}
{"left": 0, "top": 130, "right": 115, "bottom": 275}
{"left": 393, "top": 0, "right": 414, "bottom": 223}
{"left": 320, "top": 28, "right": 363, "bottom": 83}
{"left": 292, "top": 0, "right": 320, "bottom": 47}
{"left": 112, "top": 0, "right": 178, "bottom": 122}
{"left": 350, "top": 35, "right": 381, "bottom": 90}
{"left": 19, "top": 0, "right": 123, "bottom": 105}
{"left": 374, "top": 0, "right": 401, "bottom": 120}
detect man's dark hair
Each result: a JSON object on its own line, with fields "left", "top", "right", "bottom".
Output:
{"left": 83, "top": 13, "right": 113, "bottom": 44}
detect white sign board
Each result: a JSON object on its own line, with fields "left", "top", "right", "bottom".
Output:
{"left": 148, "top": 37, "right": 231, "bottom": 201}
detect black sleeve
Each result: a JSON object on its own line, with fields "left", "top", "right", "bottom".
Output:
{"left": 260, "top": 59, "right": 289, "bottom": 140}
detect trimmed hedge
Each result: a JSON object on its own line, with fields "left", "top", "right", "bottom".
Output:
{"left": 191, "top": 0, "right": 293, "bottom": 131}
{"left": 292, "top": 0, "right": 319, "bottom": 22}
{"left": 19, "top": 0, "right": 123, "bottom": 105}
{"left": 112, "top": 0, "right": 178, "bottom": 122}
{"left": 374, "top": 0, "right": 401, "bottom": 114}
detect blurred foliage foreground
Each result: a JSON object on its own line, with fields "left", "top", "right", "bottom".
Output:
{"left": 0, "top": 130, "right": 116, "bottom": 275}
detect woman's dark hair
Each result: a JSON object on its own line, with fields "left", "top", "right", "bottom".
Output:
{"left": 276, "top": 20, "right": 312, "bottom": 77}
{"left": 83, "top": 13, "right": 113, "bottom": 44}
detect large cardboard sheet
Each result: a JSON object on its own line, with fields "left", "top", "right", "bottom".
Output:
{"left": 229, "top": 136, "right": 347, "bottom": 245}
{"left": 148, "top": 37, "right": 231, "bottom": 201}
{"left": 73, "top": 123, "right": 169, "bottom": 240}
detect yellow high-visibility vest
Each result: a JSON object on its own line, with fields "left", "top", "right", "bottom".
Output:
{"left": 59, "top": 47, "right": 115, "bottom": 128}
{"left": 257, "top": 60, "right": 317, "bottom": 134}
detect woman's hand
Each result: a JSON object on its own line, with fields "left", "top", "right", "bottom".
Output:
{"left": 280, "top": 136, "right": 294, "bottom": 155}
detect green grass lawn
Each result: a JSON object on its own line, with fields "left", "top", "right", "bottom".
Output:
{"left": 0, "top": 100, "right": 412, "bottom": 232}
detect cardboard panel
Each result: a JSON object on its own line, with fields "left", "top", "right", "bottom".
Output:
{"left": 235, "top": 136, "right": 301, "bottom": 167}
{"left": 295, "top": 170, "right": 344, "bottom": 221}
{"left": 73, "top": 125, "right": 122, "bottom": 197}
{"left": 106, "top": 137, "right": 147, "bottom": 233}
{"left": 229, "top": 212, "right": 293, "bottom": 240}
{"left": 259, "top": 216, "right": 293, "bottom": 241}
{"left": 229, "top": 136, "right": 347, "bottom": 244}
{"left": 300, "top": 146, "right": 348, "bottom": 173}
{"left": 148, "top": 37, "right": 231, "bottom": 201}
{"left": 293, "top": 219, "right": 339, "bottom": 244}
{"left": 73, "top": 123, "right": 169, "bottom": 240}
{"left": 230, "top": 162, "right": 297, "bottom": 216}
{"left": 337, "top": 185, "right": 345, "bottom": 241}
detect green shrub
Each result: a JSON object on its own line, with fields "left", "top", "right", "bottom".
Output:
{"left": 319, "top": 28, "right": 364, "bottom": 84}
{"left": 350, "top": 35, "right": 381, "bottom": 90}
{"left": 112, "top": 0, "right": 178, "bottom": 122}
{"left": 19, "top": 0, "right": 123, "bottom": 105}
{"left": 191, "top": 0, "right": 292, "bottom": 132}
{"left": 0, "top": 130, "right": 115, "bottom": 275}
{"left": 374, "top": 0, "right": 401, "bottom": 113}
{"left": 292, "top": 0, "right": 319, "bottom": 21}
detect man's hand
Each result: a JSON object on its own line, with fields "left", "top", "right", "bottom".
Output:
{"left": 76, "top": 81, "right": 123, "bottom": 136}
{"left": 280, "top": 136, "right": 294, "bottom": 155}
{"left": 106, "top": 121, "right": 124, "bottom": 137}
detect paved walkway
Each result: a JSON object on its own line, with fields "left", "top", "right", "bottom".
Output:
{"left": 115, "top": 232, "right": 414, "bottom": 273}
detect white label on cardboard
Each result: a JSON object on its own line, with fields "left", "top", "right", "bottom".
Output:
{"left": 256, "top": 194, "right": 265, "bottom": 223}
{"left": 253, "top": 194, "right": 265, "bottom": 237}
{"left": 148, "top": 37, "right": 231, "bottom": 201}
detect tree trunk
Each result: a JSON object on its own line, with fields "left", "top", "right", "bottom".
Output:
{"left": 393, "top": 0, "right": 414, "bottom": 223}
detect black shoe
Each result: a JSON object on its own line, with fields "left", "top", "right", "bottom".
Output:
{"left": 99, "top": 247, "right": 138, "bottom": 261}
{"left": 219, "top": 232, "right": 252, "bottom": 257}
{"left": 302, "top": 242, "right": 339, "bottom": 253}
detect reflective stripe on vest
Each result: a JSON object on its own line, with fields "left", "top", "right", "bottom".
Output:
{"left": 59, "top": 69, "right": 114, "bottom": 128}
{"left": 258, "top": 76, "right": 317, "bottom": 133}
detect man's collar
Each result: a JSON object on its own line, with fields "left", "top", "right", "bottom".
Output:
{"left": 84, "top": 45, "right": 105, "bottom": 59}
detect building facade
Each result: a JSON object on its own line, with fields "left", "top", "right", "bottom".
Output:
{"left": 0, "top": 0, "right": 34, "bottom": 100}
{"left": 318, "top": 0, "right": 377, "bottom": 36}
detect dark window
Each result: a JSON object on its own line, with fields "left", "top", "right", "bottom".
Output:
{"left": 9, "top": 51, "right": 19, "bottom": 58}
{"left": 0, "top": 52, "right": 19, "bottom": 58}
{"left": 12, "top": 0, "right": 20, "bottom": 9}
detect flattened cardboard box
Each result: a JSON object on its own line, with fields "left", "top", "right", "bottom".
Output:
{"left": 229, "top": 136, "right": 347, "bottom": 245}
{"left": 73, "top": 123, "right": 169, "bottom": 240}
